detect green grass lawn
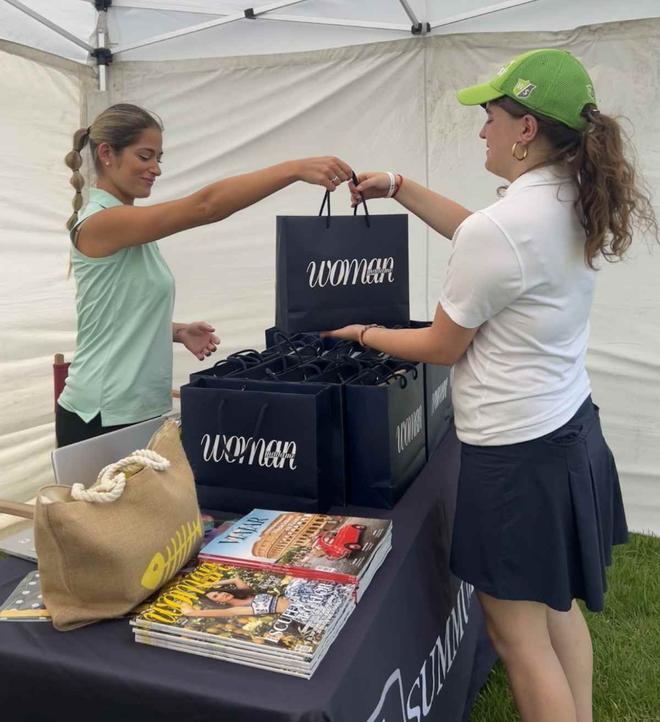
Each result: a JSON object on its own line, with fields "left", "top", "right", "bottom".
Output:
{"left": 469, "top": 533, "right": 660, "bottom": 722}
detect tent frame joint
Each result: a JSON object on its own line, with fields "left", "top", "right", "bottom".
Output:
{"left": 92, "top": 47, "right": 113, "bottom": 66}
{"left": 94, "top": 0, "right": 112, "bottom": 10}
{"left": 244, "top": 8, "right": 256, "bottom": 19}
{"left": 411, "top": 22, "right": 431, "bottom": 35}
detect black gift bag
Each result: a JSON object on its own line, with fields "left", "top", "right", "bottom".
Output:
{"left": 424, "top": 362, "right": 453, "bottom": 457}
{"left": 275, "top": 189, "right": 409, "bottom": 333}
{"left": 180, "top": 376, "right": 345, "bottom": 513}
{"left": 408, "top": 321, "right": 454, "bottom": 457}
{"left": 344, "top": 364, "right": 426, "bottom": 508}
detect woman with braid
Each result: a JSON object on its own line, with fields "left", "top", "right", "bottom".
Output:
{"left": 325, "top": 50, "right": 657, "bottom": 721}
{"left": 58, "top": 103, "right": 352, "bottom": 447}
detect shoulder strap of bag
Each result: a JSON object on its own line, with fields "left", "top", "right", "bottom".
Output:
{"left": 71, "top": 449, "right": 170, "bottom": 504}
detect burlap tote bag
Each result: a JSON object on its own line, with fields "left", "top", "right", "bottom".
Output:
{"left": 34, "top": 419, "right": 203, "bottom": 630}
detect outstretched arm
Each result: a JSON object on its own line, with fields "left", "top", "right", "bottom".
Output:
{"left": 215, "top": 576, "right": 251, "bottom": 590}
{"left": 179, "top": 603, "right": 253, "bottom": 618}
{"left": 322, "top": 303, "right": 478, "bottom": 366}
{"left": 77, "top": 157, "right": 352, "bottom": 258}
{"left": 350, "top": 172, "right": 471, "bottom": 240}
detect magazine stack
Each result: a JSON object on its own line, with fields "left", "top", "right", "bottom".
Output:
{"left": 198, "top": 508, "right": 392, "bottom": 601}
{"left": 131, "top": 561, "right": 354, "bottom": 679}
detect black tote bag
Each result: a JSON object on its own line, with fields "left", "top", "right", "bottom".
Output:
{"left": 407, "top": 321, "right": 454, "bottom": 457}
{"left": 343, "top": 364, "right": 426, "bottom": 508}
{"left": 275, "top": 188, "right": 409, "bottom": 333}
{"left": 180, "top": 376, "right": 345, "bottom": 513}
{"left": 424, "top": 362, "right": 453, "bottom": 457}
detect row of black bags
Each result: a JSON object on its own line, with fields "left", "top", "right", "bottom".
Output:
{"left": 180, "top": 325, "right": 452, "bottom": 514}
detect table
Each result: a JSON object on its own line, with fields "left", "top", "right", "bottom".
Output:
{"left": 0, "top": 427, "right": 495, "bottom": 722}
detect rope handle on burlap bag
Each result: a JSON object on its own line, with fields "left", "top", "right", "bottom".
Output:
{"left": 70, "top": 449, "right": 170, "bottom": 503}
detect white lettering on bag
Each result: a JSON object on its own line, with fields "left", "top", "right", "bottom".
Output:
{"left": 430, "top": 379, "right": 448, "bottom": 416}
{"left": 396, "top": 405, "right": 424, "bottom": 454}
{"left": 366, "top": 582, "right": 475, "bottom": 722}
{"left": 306, "top": 257, "right": 395, "bottom": 288}
{"left": 200, "top": 434, "right": 297, "bottom": 470}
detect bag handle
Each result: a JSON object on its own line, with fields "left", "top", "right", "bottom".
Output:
{"left": 0, "top": 500, "right": 34, "bottom": 520}
{"left": 227, "top": 349, "right": 264, "bottom": 365}
{"left": 216, "top": 398, "right": 270, "bottom": 459}
{"left": 381, "top": 371, "right": 409, "bottom": 389}
{"left": 272, "top": 330, "right": 307, "bottom": 363}
{"left": 212, "top": 357, "right": 249, "bottom": 376}
{"left": 386, "top": 361, "right": 419, "bottom": 380}
{"left": 70, "top": 449, "right": 170, "bottom": 504}
{"left": 318, "top": 171, "right": 370, "bottom": 229}
{"left": 350, "top": 367, "right": 385, "bottom": 386}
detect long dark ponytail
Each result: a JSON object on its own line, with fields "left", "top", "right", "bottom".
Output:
{"left": 494, "top": 96, "right": 657, "bottom": 269}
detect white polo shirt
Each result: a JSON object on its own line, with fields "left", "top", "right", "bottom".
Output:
{"left": 440, "top": 166, "right": 594, "bottom": 445}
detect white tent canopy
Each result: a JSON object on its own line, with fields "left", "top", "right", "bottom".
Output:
{"left": 4, "top": 0, "right": 660, "bottom": 63}
{"left": 1, "top": 1, "right": 659, "bottom": 534}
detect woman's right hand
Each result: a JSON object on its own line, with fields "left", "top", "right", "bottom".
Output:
{"left": 349, "top": 172, "right": 391, "bottom": 207}
{"left": 294, "top": 156, "right": 353, "bottom": 191}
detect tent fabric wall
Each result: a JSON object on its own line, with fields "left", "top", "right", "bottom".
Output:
{"left": 0, "top": 42, "right": 93, "bottom": 503}
{"left": 0, "top": 19, "right": 658, "bottom": 533}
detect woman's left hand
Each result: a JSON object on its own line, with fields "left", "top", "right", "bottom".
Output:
{"left": 320, "top": 325, "right": 364, "bottom": 343}
{"left": 177, "top": 322, "right": 220, "bottom": 360}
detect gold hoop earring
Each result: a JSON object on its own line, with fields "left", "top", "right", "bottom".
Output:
{"left": 512, "top": 141, "right": 528, "bottom": 161}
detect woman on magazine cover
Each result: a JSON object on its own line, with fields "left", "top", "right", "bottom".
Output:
{"left": 58, "top": 103, "right": 352, "bottom": 447}
{"left": 324, "top": 49, "right": 657, "bottom": 722}
{"left": 179, "top": 575, "right": 345, "bottom": 627}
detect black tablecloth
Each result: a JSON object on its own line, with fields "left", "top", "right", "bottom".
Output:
{"left": 0, "top": 427, "right": 495, "bottom": 722}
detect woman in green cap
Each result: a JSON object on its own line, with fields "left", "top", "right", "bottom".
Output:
{"left": 325, "top": 49, "right": 656, "bottom": 721}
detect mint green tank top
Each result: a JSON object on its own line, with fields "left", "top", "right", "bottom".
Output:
{"left": 58, "top": 188, "right": 175, "bottom": 425}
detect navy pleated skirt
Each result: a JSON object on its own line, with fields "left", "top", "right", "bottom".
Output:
{"left": 450, "top": 396, "right": 628, "bottom": 612}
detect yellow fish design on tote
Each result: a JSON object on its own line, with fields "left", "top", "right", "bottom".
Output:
{"left": 140, "top": 516, "right": 203, "bottom": 591}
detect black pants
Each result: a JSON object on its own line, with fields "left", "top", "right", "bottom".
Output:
{"left": 55, "top": 404, "right": 134, "bottom": 447}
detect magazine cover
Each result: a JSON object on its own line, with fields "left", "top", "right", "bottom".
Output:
{"left": 198, "top": 509, "right": 392, "bottom": 584}
{"left": 133, "top": 599, "right": 354, "bottom": 680}
{"left": 132, "top": 561, "right": 354, "bottom": 660}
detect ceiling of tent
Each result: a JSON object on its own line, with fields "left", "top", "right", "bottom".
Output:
{"left": 1, "top": 0, "right": 660, "bottom": 64}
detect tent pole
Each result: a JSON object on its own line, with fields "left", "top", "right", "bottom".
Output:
{"left": 3, "top": 0, "right": 93, "bottom": 53}
{"left": 112, "top": 11, "right": 243, "bottom": 55}
{"left": 92, "top": 0, "right": 112, "bottom": 92}
{"left": 397, "top": 0, "right": 429, "bottom": 35}
{"left": 112, "top": 0, "right": 307, "bottom": 56}
{"left": 243, "top": 0, "right": 309, "bottom": 19}
{"left": 429, "top": 0, "right": 540, "bottom": 30}
{"left": 246, "top": 15, "right": 411, "bottom": 32}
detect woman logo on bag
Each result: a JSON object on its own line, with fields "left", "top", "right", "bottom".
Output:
{"left": 306, "top": 256, "right": 395, "bottom": 288}
{"left": 201, "top": 433, "right": 298, "bottom": 470}
{"left": 396, "top": 405, "right": 424, "bottom": 454}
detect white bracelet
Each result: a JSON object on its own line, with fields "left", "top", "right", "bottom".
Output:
{"left": 385, "top": 171, "right": 397, "bottom": 198}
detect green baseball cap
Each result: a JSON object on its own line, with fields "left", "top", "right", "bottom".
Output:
{"left": 457, "top": 48, "right": 597, "bottom": 131}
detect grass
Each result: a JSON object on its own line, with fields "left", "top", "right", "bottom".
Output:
{"left": 469, "top": 533, "right": 660, "bottom": 722}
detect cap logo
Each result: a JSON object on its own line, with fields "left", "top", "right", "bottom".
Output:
{"left": 513, "top": 78, "right": 536, "bottom": 98}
